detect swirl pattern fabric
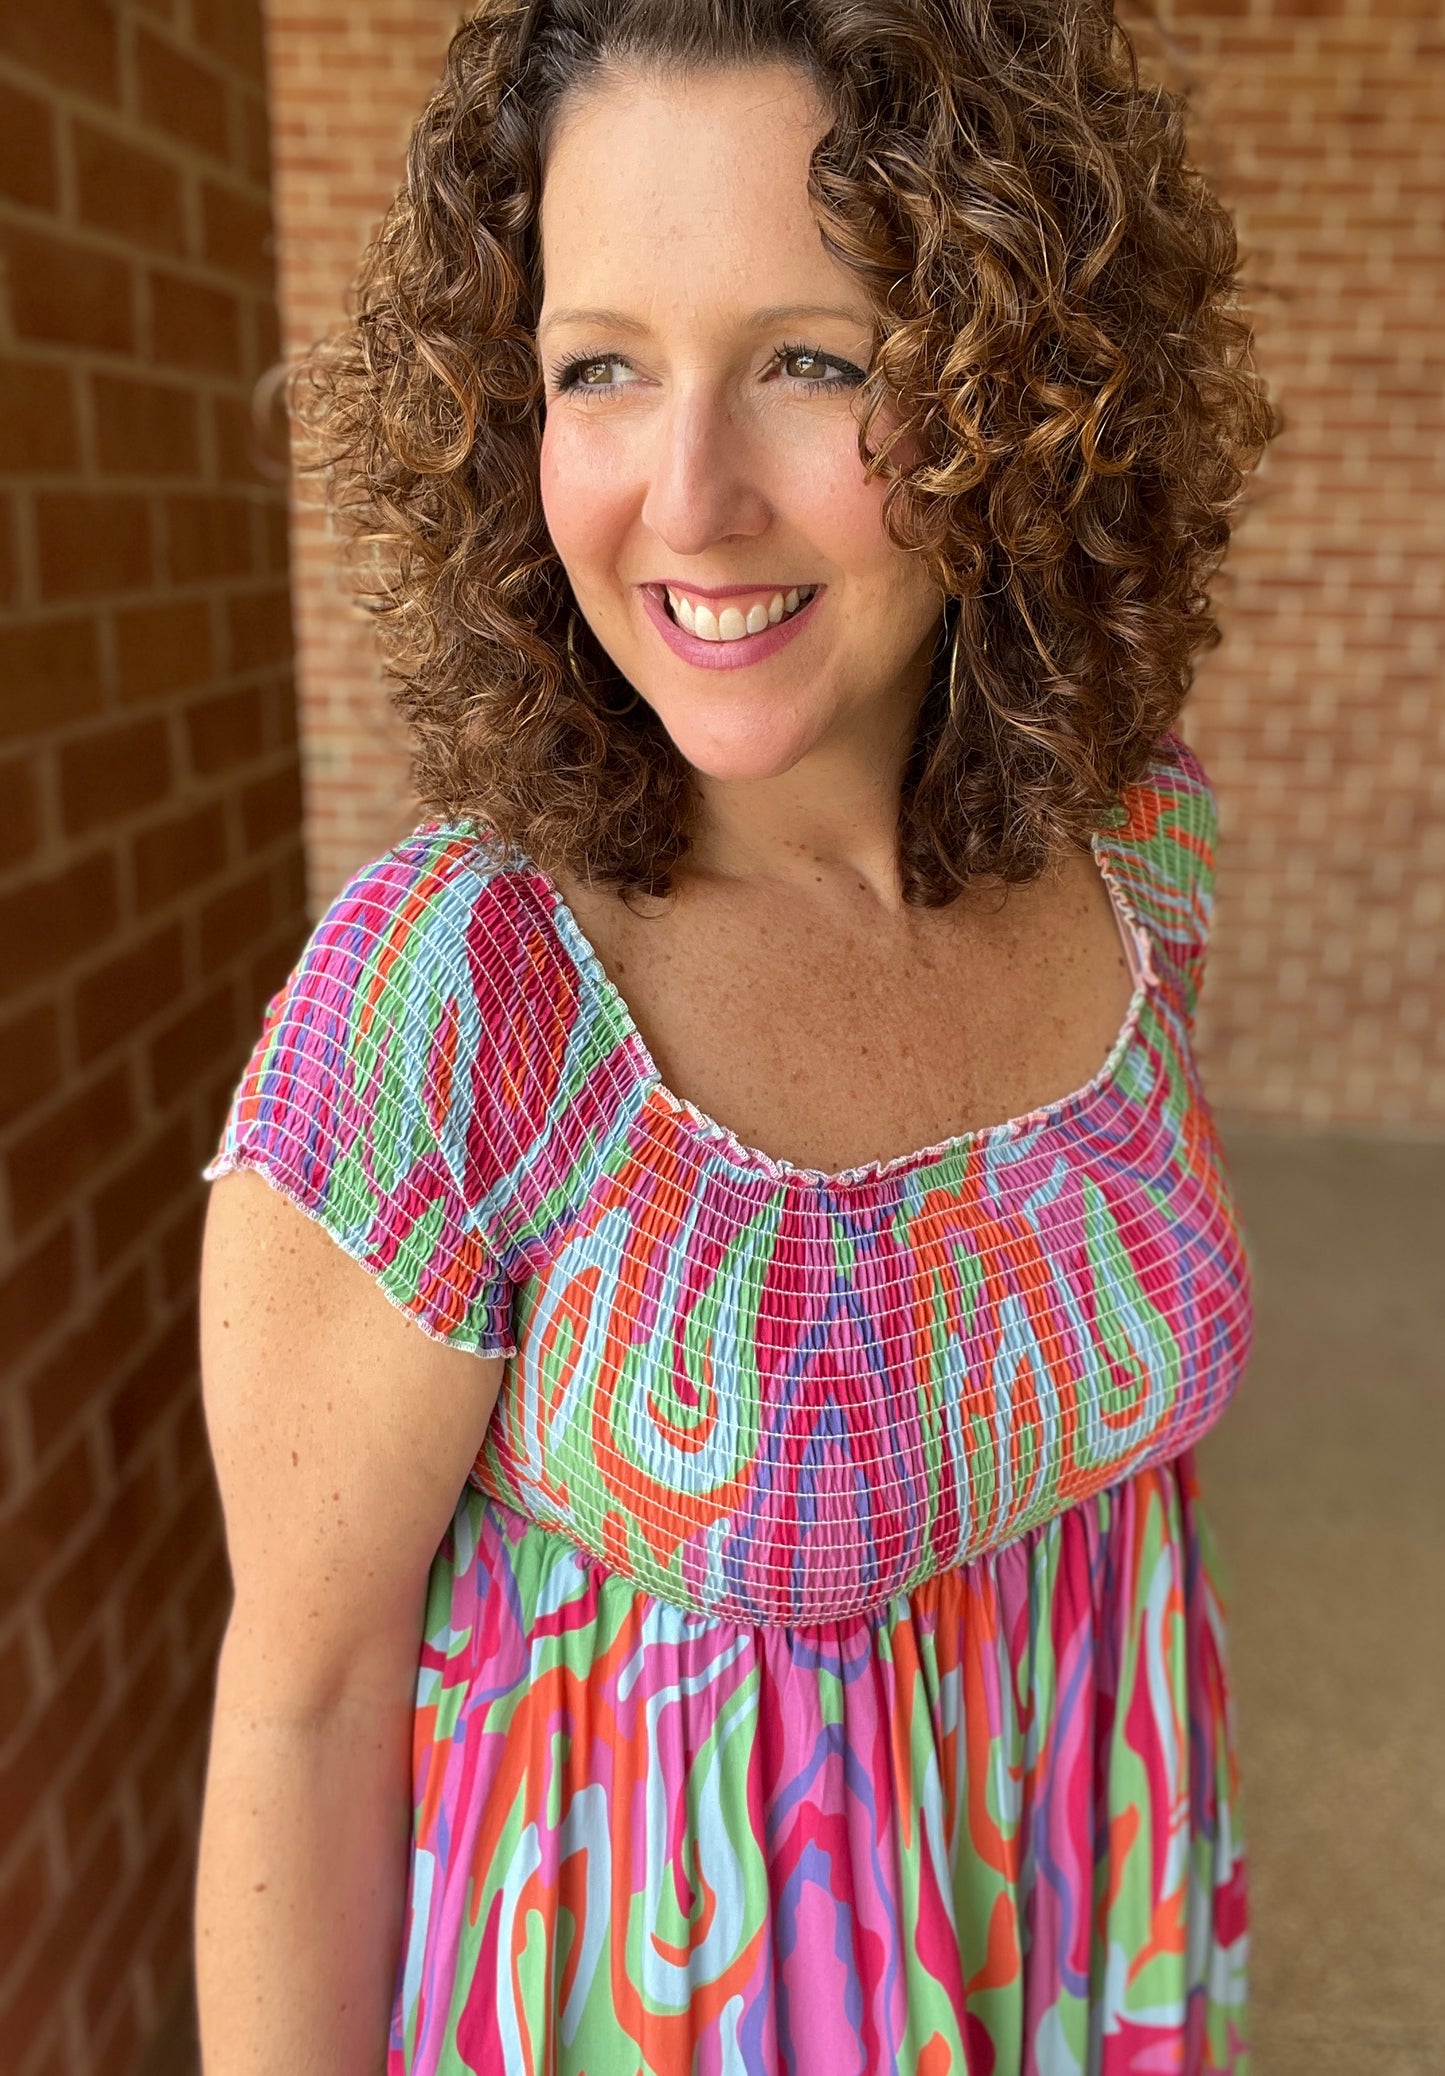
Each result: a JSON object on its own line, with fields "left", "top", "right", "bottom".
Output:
{"left": 202, "top": 729, "right": 1255, "bottom": 2073}
{"left": 400, "top": 1459, "right": 1244, "bottom": 2075}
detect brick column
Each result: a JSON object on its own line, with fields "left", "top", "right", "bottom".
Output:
{"left": 264, "top": 0, "right": 463, "bottom": 913}
{"left": 0, "top": 1, "right": 306, "bottom": 2068}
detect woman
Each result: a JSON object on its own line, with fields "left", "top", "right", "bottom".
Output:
{"left": 194, "top": 2, "right": 1276, "bottom": 2071}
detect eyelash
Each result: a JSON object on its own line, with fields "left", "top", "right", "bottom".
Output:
{"left": 547, "top": 340, "right": 865, "bottom": 401}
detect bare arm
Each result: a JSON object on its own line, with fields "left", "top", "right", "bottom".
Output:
{"left": 194, "top": 1168, "right": 506, "bottom": 2076}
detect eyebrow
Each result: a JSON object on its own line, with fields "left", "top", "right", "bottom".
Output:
{"left": 537, "top": 302, "right": 873, "bottom": 339}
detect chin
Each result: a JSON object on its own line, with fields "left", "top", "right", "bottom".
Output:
{"left": 646, "top": 698, "right": 824, "bottom": 783}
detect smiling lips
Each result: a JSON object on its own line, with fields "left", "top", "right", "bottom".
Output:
{"left": 653, "top": 583, "right": 821, "bottom": 643}
{"left": 638, "top": 579, "right": 825, "bottom": 669}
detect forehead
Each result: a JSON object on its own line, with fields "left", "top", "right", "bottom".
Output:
{"left": 537, "top": 62, "right": 860, "bottom": 318}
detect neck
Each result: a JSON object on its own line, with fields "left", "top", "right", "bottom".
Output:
{"left": 685, "top": 630, "right": 941, "bottom": 914}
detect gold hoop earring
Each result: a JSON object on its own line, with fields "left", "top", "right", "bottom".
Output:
{"left": 566, "top": 606, "right": 639, "bottom": 715}
{"left": 946, "top": 602, "right": 965, "bottom": 722}
{"left": 944, "top": 601, "right": 990, "bottom": 722}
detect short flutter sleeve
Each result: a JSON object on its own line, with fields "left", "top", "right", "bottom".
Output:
{"left": 1142, "top": 729, "right": 1221, "bottom": 1032}
{"left": 201, "top": 828, "right": 518, "bottom": 1357}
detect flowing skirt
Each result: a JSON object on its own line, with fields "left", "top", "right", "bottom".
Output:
{"left": 388, "top": 1447, "right": 1247, "bottom": 2075}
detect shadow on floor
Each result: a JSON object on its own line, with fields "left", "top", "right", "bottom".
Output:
{"left": 1200, "top": 1122, "right": 1445, "bottom": 2075}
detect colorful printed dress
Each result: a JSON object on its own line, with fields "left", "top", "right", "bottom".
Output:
{"left": 201, "top": 728, "right": 1255, "bottom": 2075}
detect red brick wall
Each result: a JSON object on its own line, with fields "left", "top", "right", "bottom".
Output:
{"left": 264, "top": 0, "right": 463, "bottom": 909}
{"left": 265, "top": 0, "right": 1445, "bottom": 1136}
{"left": 0, "top": 1, "right": 306, "bottom": 2069}
{"left": 1159, "top": 0, "right": 1445, "bottom": 1136}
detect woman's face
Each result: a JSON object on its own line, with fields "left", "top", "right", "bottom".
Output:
{"left": 536, "top": 62, "right": 946, "bottom": 787}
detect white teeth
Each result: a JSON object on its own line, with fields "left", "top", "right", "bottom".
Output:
{"left": 663, "top": 585, "right": 816, "bottom": 642}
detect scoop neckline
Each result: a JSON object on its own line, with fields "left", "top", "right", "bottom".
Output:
{"left": 509, "top": 820, "right": 1162, "bottom": 1193}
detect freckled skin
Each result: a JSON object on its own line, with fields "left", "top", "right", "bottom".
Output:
{"left": 528, "top": 67, "right": 1140, "bottom": 1173}
{"left": 536, "top": 62, "right": 945, "bottom": 827}
{"left": 196, "top": 1158, "right": 507, "bottom": 2071}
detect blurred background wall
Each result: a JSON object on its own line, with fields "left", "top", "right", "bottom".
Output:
{"left": 1169, "top": 1, "right": 1444, "bottom": 1136}
{"left": 264, "top": 0, "right": 459, "bottom": 893}
{"left": 267, "top": 0, "right": 1445, "bottom": 1144}
{"left": 0, "top": 0, "right": 305, "bottom": 2068}
{"left": 0, "top": 1, "right": 1440, "bottom": 2073}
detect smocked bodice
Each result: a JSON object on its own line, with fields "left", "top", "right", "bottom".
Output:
{"left": 199, "top": 728, "right": 1255, "bottom": 2070}
{"left": 457, "top": 737, "right": 1254, "bottom": 1624}
{"left": 203, "top": 730, "right": 1254, "bottom": 1628}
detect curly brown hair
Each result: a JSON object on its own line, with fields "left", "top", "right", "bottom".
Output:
{"left": 294, "top": 0, "right": 1279, "bottom": 906}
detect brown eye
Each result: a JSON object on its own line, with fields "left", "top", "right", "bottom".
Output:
{"left": 550, "top": 354, "right": 640, "bottom": 400}
{"left": 774, "top": 344, "right": 865, "bottom": 392}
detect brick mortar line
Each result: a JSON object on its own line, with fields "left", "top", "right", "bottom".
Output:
{"left": 0, "top": 199, "right": 283, "bottom": 325}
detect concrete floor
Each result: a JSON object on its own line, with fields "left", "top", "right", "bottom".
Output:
{"left": 1198, "top": 1124, "right": 1445, "bottom": 2075}
{"left": 140, "top": 1126, "right": 1445, "bottom": 2076}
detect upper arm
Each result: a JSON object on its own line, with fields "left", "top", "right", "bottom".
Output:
{"left": 194, "top": 831, "right": 521, "bottom": 1711}
{"left": 199, "top": 1166, "right": 506, "bottom": 1713}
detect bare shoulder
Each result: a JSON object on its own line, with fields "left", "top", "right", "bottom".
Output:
{"left": 199, "top": 1168, "right": 506, "bottom": 1708}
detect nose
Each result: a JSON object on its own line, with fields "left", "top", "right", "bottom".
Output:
{"left": 638, "top": 382, "right": 771, "bottom": 555}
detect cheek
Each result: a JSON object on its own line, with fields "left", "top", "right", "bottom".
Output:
{"left": 800, "top": 408, "right": 940, "bottom": 606}
{"left": 538, "top": 417, "right": 631, "bottom": 572}
{"left": 784, "top": 435, "right": 896, "bottom": 576}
